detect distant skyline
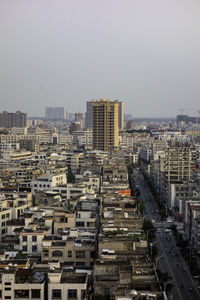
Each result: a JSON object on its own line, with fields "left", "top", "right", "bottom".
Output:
{"left": 1, "top": 0, "right": 200, "bottom": 118}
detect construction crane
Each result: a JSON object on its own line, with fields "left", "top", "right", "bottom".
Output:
{"left": 178, "top": 109, "right": 183, "bottom": 115}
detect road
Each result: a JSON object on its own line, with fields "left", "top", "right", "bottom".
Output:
{"left": 134, "top": 169, "right": 200, "bottom": 300}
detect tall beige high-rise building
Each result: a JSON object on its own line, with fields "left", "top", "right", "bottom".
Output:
{"left": 92, "top": 99, "right": 119, "bottom": 151}
{"left": 86, "top": 100, "right": 123, "bottom": 130}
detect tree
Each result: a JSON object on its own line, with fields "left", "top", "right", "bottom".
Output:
{"left": 15, "top": 251, "right": 27, "bottom": 259}
{"left": 67, "top": 167, "right": 75, "bottom": 183}
{"left": 138, "top": 201, "right": 145, "bottom": 215}
{"left": 142, "top": 219, "right": 154, "bottom": 232}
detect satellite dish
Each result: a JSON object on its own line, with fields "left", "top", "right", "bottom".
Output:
{"left": 130, "top": 290, "right": 138, "bottom": 297}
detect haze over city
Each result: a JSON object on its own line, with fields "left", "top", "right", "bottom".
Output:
{"left": 0, "top": 0, "right": 200, "bottom": 117}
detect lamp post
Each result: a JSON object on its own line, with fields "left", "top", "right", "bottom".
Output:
{"left": 164, "top": 280, "right": 174, "bottom": 292}
{"left": 146, "top": 229, "right": 156, "bottom": 260}
{"left": 147, "top": 228, "right": 156, "bottom": 243}
{"left": 149, "top": 242, "right": 153, "bottom": 259}
{"left": 155, "top": 255, "right": 164, "bottom": 269}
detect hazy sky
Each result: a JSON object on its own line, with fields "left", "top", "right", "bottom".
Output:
{"left": 0, "top": 0, "right": 200, "bottom": 117}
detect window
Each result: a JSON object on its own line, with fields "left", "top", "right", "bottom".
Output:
{"left": 52, "top": 290, "right": 61, "bottom": 298}
{"left": 52, "top": 250, "right": 63, "bottom": 257}
{"left": 2, "top": 214, "right": 5, "bottom": 219}
{"left": 5, "top": 287, "right": 11, "bottom": 291}
{"left": 68, "top": 289, "right": 77, "bottom": 299}
{"left": 76, "top": 221, "right": 84, "bottom": 227}
{"left": 1, "top": 222, "right": 5, "bottom": 227}
{"left": 76, "top": 251, "right": 85, "bottom": 258}
{"left": 43, "top": 250, "right": 49, "bottom": 257}
{"left": 14, "top": 290, "right": 29, "bottom": 298}
{"left": 76, "top": 262, "right": 85, "bottom": 266}
{"left": 60, "top": 217, "right": 67, "bottom": 222}
{"left": 22, "top": 236, "right": 27, "bottom": 242}
{"left": 2, "top": 229, "right": 6, "bottom": 234}
{"left": 32, "top": 236, "right": 37, "bottom": 242}
{"left": 90, "top": 251, "right": 95, "bottom": 258}
{"left": 32, "top": 245, "right": 37, "bottom": 252}
{"left": 6, "top": 213, "right": 10, "bottom": 218}
{"left": 5, "top": 282, "right": 11, "bottom": 285}
{"left": 68, "top": 250, "right": 72, "bottom": 257}
{"left": 31, "top": 289, "right": 41, "bottom": 298}
{"left": 22, "top": 246, "right": 27, "bottom": 252}
{"left": 81, "top": 290, "right": 86, "bottom": 299}
{"left": 5, "top": 297, "right": 11, "bottom": 299}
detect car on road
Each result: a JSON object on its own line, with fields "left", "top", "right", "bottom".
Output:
{"left": 164, "top": 228, "right": 172, "bottom": 233}
{"left": 152, "top": 219, "right": 156, "bottom": 223}
{"left": 166, "top": 218, "right": 174, "bottom": 223}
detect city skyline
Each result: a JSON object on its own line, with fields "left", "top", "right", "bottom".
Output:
{"left": 1, "top": 1, "right": 200, "bottom": 118}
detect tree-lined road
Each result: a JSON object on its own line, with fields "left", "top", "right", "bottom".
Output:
{"left": 134, "top": 169, "right": 200, "bottom": 300}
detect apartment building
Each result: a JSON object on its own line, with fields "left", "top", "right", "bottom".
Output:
{"left": 54, "top": 210, "right": 76, "bottom": 234}
{"left": 20, "top": 228, "right": 47, "bottom": 255}
{"left": 0, "top": 268, "right": 45, "bottom": 300}
{"left": 48, "top": 270, "right": 88, "bottom": 300}
{"left": 42, "top": 235, "right": 95, "bottom": 266}
{"left": 31, "top": 173, "right": 67, "bottom": 193}
{"left": 0, "top": 111, "right": 27, "bottom": 128}
{"left": 92, "top": 99, "right": 119, "bottom": 151}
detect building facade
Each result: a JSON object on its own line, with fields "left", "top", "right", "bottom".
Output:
{"left": 86, "top": 100, "right": 123, "bottom": 131}
{"left": 0, "top": 111, "right": 27, "bottom": 128}
{"left": 118, "top": 101, "right": 124, "bottom": 130}
{"left": 45, "top": 107, "right": 67, "bottom": 120}
{"left": 85, "top": 101, "right": 93, "bottom": 129}
{"left": 92, "top": 99, "right": 119, "bottom": 151}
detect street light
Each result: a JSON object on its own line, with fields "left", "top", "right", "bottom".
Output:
{"left": 147, "top": 228, "right": 156, "bottom": 243}
{"left": 155, "top": 255, "right": 164, "bottom": 269}
{"left": 164, "top": 280, "right": 174, "bottom": 292}
{"left": 146, "top": 229, "right": 156, "bottom": 260}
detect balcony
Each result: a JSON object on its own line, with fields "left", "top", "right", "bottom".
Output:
{"left": 14, "top": 289, "right": 29, "bottom": 299}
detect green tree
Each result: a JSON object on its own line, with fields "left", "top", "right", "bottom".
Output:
{"left": 142, "top": 219, "right": 154, "bottom": 232}
{"left": 138, "top": 201, "right": 145, "bottom": 215}
{"left": 67, "top": 167, "right": 75, "bottom": 183}
{"left": 15, "top": 251, "right": 27, "bottom": 259}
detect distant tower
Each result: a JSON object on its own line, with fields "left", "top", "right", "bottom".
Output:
{"left": 75, "top": 112, "right": 83, "bottom": 128}
{"left": 92, "top": 99, "right": 119, "bottom": 151}
{"left": 45, "top": 107, "right": 55, "bottom": 120}
{"left": 85, "top": 101, "right": 93, "bottom": 129}
{"left": 54, "top": 107, "right": 66, "bottom": 120}
{"left": 45, "top": 107, "right": 66, "bottom": 120}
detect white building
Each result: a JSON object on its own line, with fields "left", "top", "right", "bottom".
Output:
{"left": 31, "top": 173, "right": 67, "bottom": 194}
